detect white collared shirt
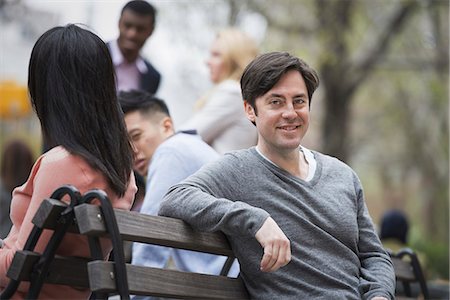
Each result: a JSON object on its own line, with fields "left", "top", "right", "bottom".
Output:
{"left": 109, "top": 40, "right": 148, "bottom": 92}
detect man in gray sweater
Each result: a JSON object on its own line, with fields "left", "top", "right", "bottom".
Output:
{"left": 159, "top": 52, "right": 395, "bottom": 299}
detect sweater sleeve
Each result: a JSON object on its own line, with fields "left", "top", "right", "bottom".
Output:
{"left": 159, "top": 155, "right": 269, "bottom": 238}
{"left": 355, "top": 178, "right": 396, "bottom": 300}
{"left": 179, "top": 81, "right": 243, "bottom": 144}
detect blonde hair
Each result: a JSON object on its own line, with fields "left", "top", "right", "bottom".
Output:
{"left": 215, "top": 28, "right": 259, "bottom": 82}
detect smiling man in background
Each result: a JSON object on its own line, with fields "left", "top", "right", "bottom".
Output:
{"left": 108, "top": 0, "right": 161, "bottom": 94}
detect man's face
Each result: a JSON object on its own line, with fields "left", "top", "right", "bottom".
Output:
{"left": 118, "top": 9, "right": 154, "bottom": 62}
{"left": 124, "top": 111, "right": 169, "bottom": 176}
{"left": 245, "top": 70, "right": 310, "bottom": 157}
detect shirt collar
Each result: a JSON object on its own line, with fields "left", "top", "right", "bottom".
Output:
{"left": 110, "top": 39, "right": 148, "bottom": 74}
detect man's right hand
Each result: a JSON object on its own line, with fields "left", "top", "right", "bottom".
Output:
{"left": 255, "top": 217, "right": 291, "bottom": 272}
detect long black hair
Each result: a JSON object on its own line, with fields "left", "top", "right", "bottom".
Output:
{"left": 28, "top": 24, "right": 133, "bottom": 196}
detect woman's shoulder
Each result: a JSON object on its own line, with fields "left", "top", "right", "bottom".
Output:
{"left": 41, "top": 146, "right": 71, "bottom": 164}
{"left": 39, "top": 146, "right": 101, "bottom": 184}
{"left": 41, "top": 146, "right": 89, "bottom": 170}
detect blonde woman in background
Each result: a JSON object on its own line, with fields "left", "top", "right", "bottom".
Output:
{"left": 180, "top": 28, "right": 259, "bottom": 154}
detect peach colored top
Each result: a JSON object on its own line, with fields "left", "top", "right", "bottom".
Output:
{"left": 0, "top": 146, "right": 136, "bottom": 299}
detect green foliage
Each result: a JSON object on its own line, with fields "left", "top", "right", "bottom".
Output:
{"left": 411, "top": 234, "right": 450, "bottom": 280}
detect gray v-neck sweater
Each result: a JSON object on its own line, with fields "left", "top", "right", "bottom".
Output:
{"left": 160, "top": 147, "right": 395, "bottom": 299}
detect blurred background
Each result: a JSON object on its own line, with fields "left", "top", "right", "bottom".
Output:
{"left": 0, "top": 0, "right": 448, "bottom": 284}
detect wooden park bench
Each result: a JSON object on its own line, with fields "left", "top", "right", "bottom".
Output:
{"left": 1, "top": 186, "right": 248, "bottom": 299}
{"left": 389, "top": 248, "right": 429, "bottom": 300}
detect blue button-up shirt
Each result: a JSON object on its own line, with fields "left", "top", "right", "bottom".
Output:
{"left": 131, "top": 133, "right": 239, "bottom": 300}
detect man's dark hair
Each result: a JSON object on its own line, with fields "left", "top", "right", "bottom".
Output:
{"left": 121, "top": 0, "right": 156, "bottom": 28}
{"left": 380, "top": 210, "right": 409, "bottom": 244}
{"left": 240, "top": 51, "right": 320, "bottom": 110}
{"left": 118, "top": 89, "right": 170, "bottom": 117}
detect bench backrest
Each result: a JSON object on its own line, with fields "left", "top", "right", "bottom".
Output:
{"left": 6, "top": 198, "right": 248, "bottom": 299}
{"left": 389, "top": 248, "right": 429, "bottom": 299}
{"left": 9, "top": 197, "right": 425, "bottom": 299}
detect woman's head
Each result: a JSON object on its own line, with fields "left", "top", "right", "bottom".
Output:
{"left": 28, "top": 24, "right": 133, "bottom": 196}
{"left": 28, "top": 24, "right": 117, "bottom": 144}
{"left": 207, "top": 28, "right": 259, "bottom": 84}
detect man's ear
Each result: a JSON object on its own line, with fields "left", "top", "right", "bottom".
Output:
{"left": 244, "top": 101, "right": 256, "bottom": 123}
{"left": 160, "top": 116, "right": 174, "bottom": 136}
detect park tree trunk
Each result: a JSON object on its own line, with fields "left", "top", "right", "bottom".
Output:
{"left": 316, "top": 0, "right": 417, "bottom": 162}
{"left": 317, "top": 0, "right": 354, "bottom": 161}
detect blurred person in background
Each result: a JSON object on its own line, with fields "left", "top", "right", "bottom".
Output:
{"left": 378, "top": 210, "right": 449, "bottom": 298}
{"left": 179, "top": 28, "right": 259, "bottom": 154}
{"left": 118, "top": 90, "right": 238, "bottom": 299}
{"left": 0, "top": 24, "right": 137, "bottom": 299}
{"left": 379, "top": 209, "right": 410, "bottom": 252}
{"left": 108, "top": 0, "right": 161, "bottom": 94}
{"left": 0, "top": 139, "right": 35, "bottom": 239}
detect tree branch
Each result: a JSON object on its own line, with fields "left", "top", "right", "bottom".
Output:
{"left": 348, "top": 1, "right": 418, "bottom": 94}
{"left": 246, "top": 0, "right": 316, "bottom": 35}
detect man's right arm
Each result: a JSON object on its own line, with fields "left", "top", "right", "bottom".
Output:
{"left": 159, "top": 155, "right": 268, "bottom": 237}
{"left": 159, "top": 184, "right": 291, "bottom": 272}
{"left": 158, "top": 157, "right": 291, "bottom": 272}
{"left": 159, "top": 182, "right": 268, "bottom": 238}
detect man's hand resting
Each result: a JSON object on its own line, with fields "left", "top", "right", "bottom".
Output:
{"left": 255, "top": 217, "right": 291, "bottom": 272}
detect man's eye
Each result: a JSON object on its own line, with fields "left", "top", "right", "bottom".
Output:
{"left": 270, "top": 99, "right": 281, "bottom": 105}
{"left": 294, "top": 99, "right": 305, "bottom": 105}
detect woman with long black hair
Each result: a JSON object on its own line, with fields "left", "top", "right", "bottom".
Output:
{"left": 0, "top": 24, "right": 137, "bottom": 299}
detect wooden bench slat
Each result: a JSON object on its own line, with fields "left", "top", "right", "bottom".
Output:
{"left": 74, "top": 204, "right": 234, "bottom": 256}
{"left": 88, "top": 261, "right": 248, "bottom": 299}
{"left": 7, "top": 251, "right": 90, "bottom": 288}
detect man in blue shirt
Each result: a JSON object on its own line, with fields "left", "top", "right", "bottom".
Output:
{"left": 118, "top": 90, "right": 238, "bottom": 299}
